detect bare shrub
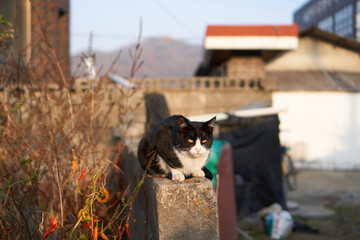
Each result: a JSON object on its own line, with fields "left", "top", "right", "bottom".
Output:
{"left": 0, "top": 6, "right": 145, "bottom": 240}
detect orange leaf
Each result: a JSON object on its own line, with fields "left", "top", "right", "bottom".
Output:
{"left": 97, "top": 188, "right": 110, "bottom": 203}
{"left": 42, "top": 218, "right": 57, "bottom": 240}
{"left": 75, "top": 167, "right": 85, "bottom": 181}
{"left": 100, "top": 232, "right": 109, "bottom": 240}
{"left": 126, "top": 223, "right": 131, "bottom": 238}
{"left": 94, "top": 227, "right": 98, "bottom": 240}
{"left": 82, "top": 216, "right": 98, "bottom": 228}
{"left": 71, "top": 161, "right": 77, "bottom": 179}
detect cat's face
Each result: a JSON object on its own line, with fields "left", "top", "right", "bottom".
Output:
{"left": 176, "top": 116, "right": 216, "bottom": 157}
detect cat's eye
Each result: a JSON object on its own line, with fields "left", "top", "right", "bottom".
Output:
{"left": 188, "top": 139, "right": 194, "bottom": 143}
{"left": 202, "top": 139, "right": 207, "bottom": 143}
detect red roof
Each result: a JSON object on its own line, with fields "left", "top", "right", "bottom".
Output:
{"left": 206, "top": 24, "right": 298, "bottom": 37}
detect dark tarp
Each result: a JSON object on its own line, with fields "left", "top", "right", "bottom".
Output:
{"left": 217, "top": 115, "right": 286, "bottom": 217}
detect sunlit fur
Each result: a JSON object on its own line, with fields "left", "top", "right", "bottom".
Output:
{"left": 138, "top": 115, "right": 216, "bottom": 181}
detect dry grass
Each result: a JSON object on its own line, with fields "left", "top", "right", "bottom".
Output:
{"left": 0, "top": 6, "right": 146, "bottom": 240}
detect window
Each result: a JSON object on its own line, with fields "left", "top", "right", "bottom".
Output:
{"left": 335, "top": 5, "right": 354, "bottom": 37}
{"left": 318, "top": 15, "right": 333, "bottom": 32}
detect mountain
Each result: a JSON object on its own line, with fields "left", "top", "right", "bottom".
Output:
{"left": 71, "top": 37, "right": 203, "bottom": 78}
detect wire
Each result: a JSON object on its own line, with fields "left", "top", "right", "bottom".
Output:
{"left": 71, "top": 33, "right": 202, "bottom": 42}
{"left": 71, "top": 33, "right": 138, "bottom": 39}
{"left": 152, "top": 0, "right": 199, "bottom": 37}
{"left": 196, "top": 0, "right": 306, "bottom": 9}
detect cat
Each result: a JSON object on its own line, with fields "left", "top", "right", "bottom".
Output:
{"left": 138, "top": 115, "right": 216, "bottom": 181}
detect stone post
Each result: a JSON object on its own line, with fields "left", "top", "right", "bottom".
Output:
{"left": 131, "top": 176, "right": 220, "bottom": 240}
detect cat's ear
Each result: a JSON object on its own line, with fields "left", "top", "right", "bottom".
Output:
{"left": 178, "top": 116, "right": 189, "bottom": 131}
{"left": 206, "top": 116, "right": 216, "bottom": 128}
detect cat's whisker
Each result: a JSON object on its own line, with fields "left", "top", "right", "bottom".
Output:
{"left": 138, "top": 115, "right": 216, "bottom": 182}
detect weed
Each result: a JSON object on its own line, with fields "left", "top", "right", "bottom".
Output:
{"left": 0, "top": 5, "right": 146, "bottom": 240}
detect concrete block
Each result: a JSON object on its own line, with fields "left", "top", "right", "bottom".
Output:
{"left": 131, "top": 176, "right": 220, "bottom": 240}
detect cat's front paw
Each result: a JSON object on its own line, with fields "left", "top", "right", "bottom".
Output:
{"left": 171, "top": 169, "right": 185, "bottom": 182}
{"left": 192, "top": 170, "right": 205, "bottom": 178}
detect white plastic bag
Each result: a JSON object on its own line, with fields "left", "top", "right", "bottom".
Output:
{"left": 265, "top": 210, "right": 293, "bottom": 239}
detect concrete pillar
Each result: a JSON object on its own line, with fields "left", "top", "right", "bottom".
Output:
{"left": 0, "top": 0, "right": 31, "bottom": 63}
{"left": 131, "top": 176, "right": 220, "bottom": 240}
{"left": 217, "top": 143, "right": 238, "bottom": 240}
{"left": 17, "top": 0, "right": 31, "bottom": 63}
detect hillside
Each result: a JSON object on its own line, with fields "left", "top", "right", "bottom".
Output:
{"left": 71, "top": 38, "right": 203, "bottom": 78}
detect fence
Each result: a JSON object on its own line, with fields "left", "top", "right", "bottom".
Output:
{"left": 132, "top": 77, "right": 276, "bottom": 91}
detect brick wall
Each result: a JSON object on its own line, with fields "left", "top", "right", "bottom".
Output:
{"left": 226, "top": 57, "right": 265, "bottom": 79}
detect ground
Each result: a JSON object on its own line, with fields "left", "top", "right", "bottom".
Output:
{"left": 239, "top": 170, "right": 360, "bottom": 240}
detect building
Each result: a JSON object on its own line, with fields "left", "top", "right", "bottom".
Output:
{"left": 294, "top": 0, "right": 360, "bottom": 41}
{"left": 196, "top": 24, "right": 299, "bottom": 78}
{"left": 0, "top": 0, "right": 70, "bottom": 81}
{"left": 196, "top": 24, "right": 360, "bottom": 169}
{"left": 267, "top": 26, "right": 360, "bottom": 169}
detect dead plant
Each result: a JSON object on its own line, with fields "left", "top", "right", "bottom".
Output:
{"left": 0, "top": 6, "right": 146, "bottom": 240}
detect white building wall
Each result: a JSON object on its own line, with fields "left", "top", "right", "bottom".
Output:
{"left": 273, "top": 91, "right": 360, "bottom": 169}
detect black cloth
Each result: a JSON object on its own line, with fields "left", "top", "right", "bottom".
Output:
{"left": 218, "top": 115, "right": 286, "bottom": 216}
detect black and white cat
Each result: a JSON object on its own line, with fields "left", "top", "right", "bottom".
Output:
{"left": 138, "top": 115, "right": 216, "bottom": 181}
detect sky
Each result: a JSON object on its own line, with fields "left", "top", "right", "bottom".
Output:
{"left": 70, "top": 0, "right": 309, "bottom": 55}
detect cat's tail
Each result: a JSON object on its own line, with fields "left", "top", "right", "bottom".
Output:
{"left": 137, "top": 134, "right": 154, "bottom": 171}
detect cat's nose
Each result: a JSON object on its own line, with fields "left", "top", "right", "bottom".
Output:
{"left": 195, "top": 148, "right": 201, "bottom": 153}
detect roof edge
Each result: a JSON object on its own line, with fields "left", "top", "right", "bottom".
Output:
{"left": 300, "top": 26, "right": 360, "bottom": 52}
{"left": 206, "top": 24, "right": 299, "bottom": 37}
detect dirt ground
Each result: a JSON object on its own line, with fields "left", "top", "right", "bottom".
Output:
{"left": 239, "top": 169, "right": 360, "bottom": 240}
